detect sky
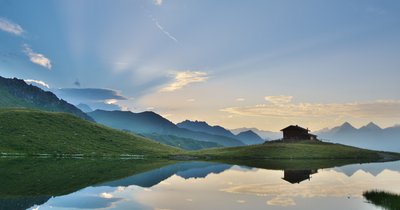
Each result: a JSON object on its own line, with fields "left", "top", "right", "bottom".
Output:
{"left": 1, "top": 0, "right": 400, "bottom": 131}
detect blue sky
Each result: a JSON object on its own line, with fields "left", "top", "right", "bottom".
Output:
{"left": 1, "top": 0, "right": 400, "bottom": 131}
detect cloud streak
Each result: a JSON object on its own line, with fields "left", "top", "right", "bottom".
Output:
{"left": 154, "top": 20, "right": 178, "bottom": 43}
{"left": 160, "top": 71, "right": 208, "bottom": 92}
{"left": 153, "top": 0, "right": 163, "bottom": 6}
{"left": 23, "top": 45, "right": 52, "bottom": 69}
{"left": 24, "top": 79, "right": 50, "bottom": 89}
{"left": 0, "top": 18, "right": 24, "bottom": 36}
{"left": 265, "top": 95, "right": 293, "bottom": 104}
{"left": 221, "top": 99, "right": 400, "bottom": 119}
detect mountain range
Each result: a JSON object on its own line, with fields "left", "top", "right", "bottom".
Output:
{"left": 177, "top": 120, "right": 264, "bottom": 145}
{"left": 317, "top": 122, "right": 400, "bottom": 152}
{"left": 0, "top": 76, "right": 93, "bottom": 121}
{"left": 231, "top": 127, "right": 281, "bottom": 140}
{"left": 87, "top": 110, "right": 245, "bottom": 147}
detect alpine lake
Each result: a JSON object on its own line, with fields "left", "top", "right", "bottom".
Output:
{"left": 1, "top": 157, "right": 399, "bottom": 210}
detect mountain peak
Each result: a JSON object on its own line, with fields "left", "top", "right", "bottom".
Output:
{"left": 360, "top": 122, "right": 381, "bottom": 131}
{"left": 176, "top": 120, "right": 236, "bottom": 138}
{"left": 236, "top": 130, "right": 264, "bottom": 145}
{"left": 341, "top": 122, "right": 354, "bottom": 128}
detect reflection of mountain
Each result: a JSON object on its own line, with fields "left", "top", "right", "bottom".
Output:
{"left": 0, "top": 196, "right": 50, "bottom": 210}
{"left": 282, "top": 169, "right": 318, "bottom": 184}
{"left": 334, "top": 161, "right": 400, "bottom": 177}
{"left": 98, "top": 162, "right": 232, "bottom": 188}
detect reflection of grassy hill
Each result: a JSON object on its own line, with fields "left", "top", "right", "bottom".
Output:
{"left": 190, "top": 140, "right": 400, "bottom": 160}
{"left": 0, "top": 158, "right": 174, "bottom": 197}
{"left": 0, "top": 109, "right": 180, "bottom": 156}
{"left": 363, "top": 190, "right": 400, "bottom": 210}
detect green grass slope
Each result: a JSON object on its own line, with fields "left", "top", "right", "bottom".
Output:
{"left": 0, "top": 76, "right": 93, "bottom": 121}
{"left": 190, "top": 140, "right": 400, "bottom": 160}
{"left": 141, "top": 133, "right": 222, "bottom": 150}
{"left": 0, "top": 108, "right": 180, "bottom": 157}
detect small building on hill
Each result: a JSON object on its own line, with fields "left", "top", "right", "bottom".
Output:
{"left": 280, "top": 125, "right": 317, "bottom": 140}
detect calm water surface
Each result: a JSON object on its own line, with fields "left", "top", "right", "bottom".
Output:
{"left": 3, "top": 160, "right": 400, "bottom": 210}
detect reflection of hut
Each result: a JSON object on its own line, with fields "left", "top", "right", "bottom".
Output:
{"left": 281, "top": 125, "right": 317, "bottom": 141}
{"left": 282, "top": 169, "right": 318, "bottom": 184}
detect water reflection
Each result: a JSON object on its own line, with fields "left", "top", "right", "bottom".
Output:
{"left": 282, "top": 169, "right": 318, "bottom": 184}
{"left": 0, "top": 158, "right": 399, "bottom": 210}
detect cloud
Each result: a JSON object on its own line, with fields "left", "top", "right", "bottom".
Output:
{"left": 55, "top": 88, "right": 128, "bottom": 111}
{"left": 74, "top": 79, "right": 81, "bottom": 87}
{"left": 154, "top": 20, "right": 178, "bottom": 43}
{"left": 236, "top": 98, "right": 245, "bottom": 102}
{"left": 160, "top": 71, "right": 208, "bottom": 92}
{"left": 265, "top": 95, "right": 293, "bottom": 104}
{"left": 56, "top": 88, "right": 128, "bottom": 101}
{"left": 23, "top": 45, "right": 52, "bottom": 69}
{"left": 0, "top": 18, "right": 24, "bottom": 36}
{"left": 24, "top": 79, "right": 50, "bottom": 89}
{"left": 221, "top": 99, "right": 400, "bottom": 119}
{"left": 154, "top": 0, "right": 163, "bottom": 6}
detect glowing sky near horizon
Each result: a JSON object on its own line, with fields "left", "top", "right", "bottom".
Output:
{"left": 1, "top": 0, "right": 400, "bottom": 131}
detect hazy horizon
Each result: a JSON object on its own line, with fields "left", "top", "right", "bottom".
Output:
{"left": 1, "top": 0, "right": 400, "bottom": 131}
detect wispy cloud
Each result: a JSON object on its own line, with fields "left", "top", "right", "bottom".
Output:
{"left": 221, "top": 98, "right": 400, "bottom": 119}
{"left": 153, "top": 0, "right": 163, "bottom": 6}
{"left": 236, "top": 98, "right": 245, "bottom": 102}
{"left": 160, "top": 71, "right": 208, "bottom": 92}
{"left": 265, "top": 95, "right": 293, "bottom": 104}
{"left": 24, "top": 79, "right": 50, "bottom": 89}
{"left": 0, "top": 18, "right": 24, "bottom": 36}
{"left": 23, "top": 45, "right": 52, "bottom": 69}
{"left": 154, "top": 20, "right": 178, "bottom": 43}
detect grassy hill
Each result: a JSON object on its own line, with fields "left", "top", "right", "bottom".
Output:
{"left": 0, "top": 76, "right": 93, "bottom": 121}
{"left": 0, "top": 108, "right": 180, "bottom": 157}
{"left": 189, "top": 140, "right": 400, "bottom": 160}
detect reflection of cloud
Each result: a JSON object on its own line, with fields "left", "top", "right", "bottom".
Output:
{"left": 266, "top": 196, "right": 296, "bottom": 206}
{"left": 100, "top": 192, "right": 113, "bottom": 199}
{"left": 24, "top": 79, "right": 50, "bottom": 89}
{"left": 0, "top": 17, "right": 24, "bottom": 35}
{"left": 236, "top": 200, "right": 246, "bottom": 203}
{"left": 23, "top": 45, "right": 52, "bottom": 69}
{"left": 160, "top": 71, "right": 208, "bottom": 92}
{"left": 265, "top": 95, "right": 293, "bottom": 104}
{"left": 48, "top": 195, "right": 121, "bottom": 209}
{"left": 221, "top": 99, "right": 400, "bottom": 118}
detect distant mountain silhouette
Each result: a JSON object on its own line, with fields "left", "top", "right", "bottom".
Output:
{"left": 177, "top": 120, "right": 264, "bottom": 145}
{"left": 177, "top": 120, "right": 237, "bottom": 138}
{"left": 88, "top": 110, "right": 244, "bottom": 147}
{"left": 0, "top": 76, "right": 93, "bottom": 121}
{"left": 231, "top": 127, "right": 280, "bottom": 140}
{"left": 317, "top": 122, "right": 400, "bottom": 152}
{"left": 76, "top": 103, "right": 93, "bottom": 113}
{"left": 236, "top": 130, "right": 264, "bottom": 145}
